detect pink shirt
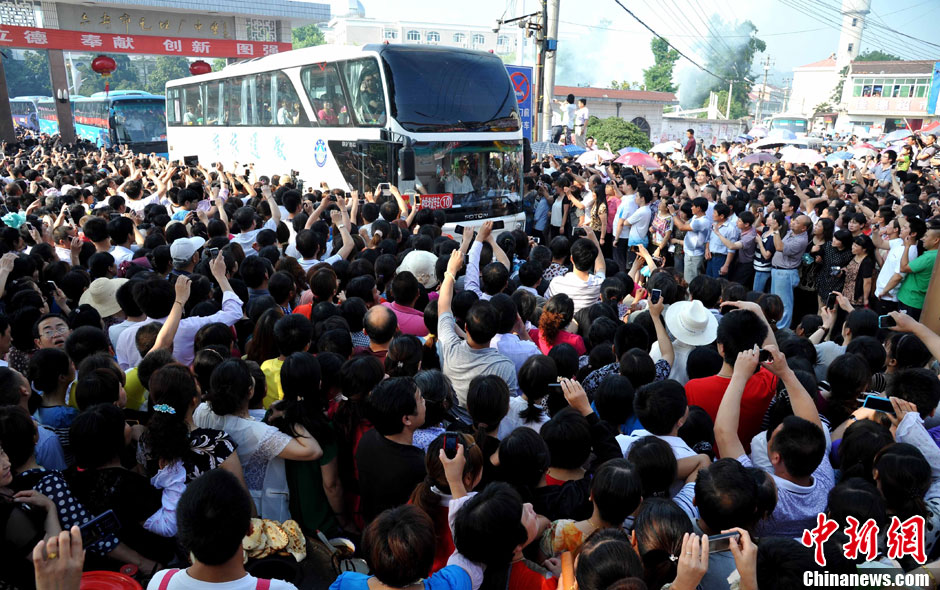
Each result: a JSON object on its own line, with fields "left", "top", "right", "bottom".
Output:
{"left": 528, "top": 328, "right": 586, "bottom": 356}
{"left": 382, "top": 301, "right": 429, "bottom": 337}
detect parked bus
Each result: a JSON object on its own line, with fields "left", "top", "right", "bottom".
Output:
{"left": 37, "top": 91, "right": 167, "bottom": 156}
{"left": 10, "top": 96, "right": 41, "bottom": 131}
{"left": 768, "top": 114, "right": 811, "bottom": 137}
{"left": 165, "top": 44, "right": 524, "bottom": 233}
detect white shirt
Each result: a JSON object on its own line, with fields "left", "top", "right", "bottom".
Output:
{"left": 110, "top": 244, "right": 135, "bottom": 264}
{"left": 108, "top": 318, "right": 141, "bottom": 350}
{"left": 563, "top": 102, "right": 576, "bottom": 127}
{"left": 544, "top": 271, "right": 606, "bottom": 312}
{"left": 550, "top": 196, "right": 566, "bottom": 227}
{"left": 626, "top": 205, "right": 652, "bottom": 244}
{"left": 116, "top": 290, "right": 244, "bottom": 369}
{"left": 876, "top": 238, "right": 917, "bottom": 302}
{"left": 231, "top": 218, "right": 278, "bottom": 257}
{"left": 490, "top": 332, "right": 541, "bottom": 374}
{"left": 444, "top": 174, "right": 474, "bottom": 195}
{"left": 575, "top": 106, "right": 589, "bottom": 127}
{"left": 497, "top": 395, "right": 550, "bottom": 440}
{"left": 147, "top": 570, "right": 297, "bottom": 590}
{"left": 124, "top": 193, "right": 165, "bottom": 213}
{"left": 55, "top": 246, "right": 72, "bottom": 263}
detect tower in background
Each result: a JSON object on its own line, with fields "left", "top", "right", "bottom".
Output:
{"left": 836, "top": 0, "right": 871, "bottom": 69}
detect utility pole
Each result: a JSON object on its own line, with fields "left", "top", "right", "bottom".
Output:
{"left": 782, "top": 77, "right": 792, "bottom": 113}
{"left": 755, "top": 56, "right": 774, "bottom": 124}
{"left": 539, "top": 0, "right": 559, "bottom": 142}
{"left": 726, "top": 79, "right": 734, "bottom": 119}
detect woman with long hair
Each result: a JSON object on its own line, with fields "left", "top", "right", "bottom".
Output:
{"left": 271, "top": 352, "right": 346, "bottom": 536}
{"left": 588, "top": 185, "right": 609, "bottom": 255}
{"left": 408, "top": 432, "right": 484, "bottom": 573}
{"left": 841, "top": 234, "right": 876, "bottom": 308}
{"left": 244, "top": 307, "right": 283, "bottom": 364}
{"left": 467, "top": 375, "right": 509, "bottom": 488}
{"left": 412, "top": 370, "right": 456, "bottom": 452}
{"left": 497, "top": 355, "right": 557, "bottom": 439}
{"left": 633, "top": 498, "right": 694, "bottom": 590}
{"left": 385, "top": 334, "right": 424, "bottom": 377}
{"left": 815, "top": 228, "right": 854, "bottom": 310}
{"left": 530, "top": 294, "right": 586, "bottom": 355}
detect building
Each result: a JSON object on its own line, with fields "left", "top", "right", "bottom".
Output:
{"left": 748, "top": 82, "right": 787, "bottom": 119}
{"left": 322, "top": 14, "right": 521, "bottom": 58}
{"left": 552, "top": 85, "right": 677, "bottom": 138}
{"left": 836, "top": 0, "right": 871, "bottom": 70}
{"left": 789, "top": 56, "right": 840, "bottom": 118}
{"left": 835, "top": 59, "right": 939, "bottom": 134}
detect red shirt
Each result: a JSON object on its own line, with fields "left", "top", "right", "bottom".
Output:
{"left": 529, "top": 328, "right": 587, "bottom": 356}
{"left": 509, "top": 560, "right": 557, "bottom": 590}
{"left": 685, "top": 368, "right": 778, "bottom": 453}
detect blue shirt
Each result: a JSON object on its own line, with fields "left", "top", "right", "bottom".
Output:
{"left": 534, "top": 197, "right": 551, "bottom": 231}
{"left": 331, "top": 566, "right": 471, "bottom": 590}
{"left": 708, "top": 219, "right": 740, "bottom": 255}
{"left": 684, "top": 215, "right": 711, "bottom": 256}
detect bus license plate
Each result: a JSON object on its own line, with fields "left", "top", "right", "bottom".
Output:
{"left": 418, "top": 193, "right": 453, "bottom": 210}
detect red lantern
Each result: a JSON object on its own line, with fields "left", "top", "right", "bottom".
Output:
{"left": 189, "top": 60, "right": 211, "bottom": 76}
{"left": 91, "top": 55, "right": 117, "bottom": 97}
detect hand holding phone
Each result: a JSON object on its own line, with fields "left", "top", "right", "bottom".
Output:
{"left": 443, "top": 432, "right": 459, "bottom": 460}
{"left": 877, "top": 315, "right": 896, "bottom": 329}
{"left": 78, "top": 510, "right": 120, "bottom": 546}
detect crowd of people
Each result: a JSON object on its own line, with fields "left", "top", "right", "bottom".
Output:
{"left": 0, "top": 124, "right": 939, "bottom": 590}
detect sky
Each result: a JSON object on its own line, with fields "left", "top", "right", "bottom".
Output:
{"left": 341, "top": 0, "right": 939, "bottom": 100}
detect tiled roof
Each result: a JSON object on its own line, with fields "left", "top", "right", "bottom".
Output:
{"left": 553, "top": 85, "right": 677, "bottom": 103}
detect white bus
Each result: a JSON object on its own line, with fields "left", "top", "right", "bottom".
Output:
{"left": 768, "top": 114, "right": 811, "bottom": 137}
{"left": 164, "top": 44, "right": 525, "bottom": 233}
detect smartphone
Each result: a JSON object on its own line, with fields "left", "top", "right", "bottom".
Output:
{"left": 183, "top": 155, "right": 198, "bottom": 167}
{"left": 878, "top": 315, "right": 896, "bottom": 329}
{"left": 860, "top": 394, "right": 895, "bottom": 415}
{"left": 491, "top": 220, "right": 505, "bottom": 230}
{"left": 443, "top": 432, "right": 459, "bottom": 460}
{"left": 758, "top": 349, "right": 773, "bottom": 363}
{"left": 46, "top": 281, "right": 56, "bottom": 291}
{"left": 207, "top": 247, "right": 220, "bottom": 259}
{"left": 547, "top": 383, "right": 564, "bottom": 396}
{"left": 707, "top": 532, "right": 741, "bottom": 553}
{"left": 532, "top": 236, "right": 541, "bottom": 244}
{"left": 650, "top": 289, "right": 662, "bottom": 304}
{"left": 377, "top": 182, "right": 391, "bottom": 196}
{"left": 830, "top": 266, "right": 842, "bottom": 276}
{"left": 454, "top": 224, "right": 466, "bottom": 235}
{"left": 79, "top": 510, "right": 121, "bottom": 546}
{"left": 826, "top": 293, "right": 838, "bottom": 309}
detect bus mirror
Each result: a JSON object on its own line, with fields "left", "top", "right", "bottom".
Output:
{"left": 523, "top": 138, "right": 531, "bottom": 173}
{"left": 399, "top": 140, "right": 415, "bottom": 182}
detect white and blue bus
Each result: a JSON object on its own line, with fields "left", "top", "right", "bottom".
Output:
{"left": 37, "top": 91, "right": 167, "bottom": 156}
{"left": 10, "top": 96, "right": 42, "bottom": 131}
{"left": 165, "top": 44, "right": 525, "bottom": 233}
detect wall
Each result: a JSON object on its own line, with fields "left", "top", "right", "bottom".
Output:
{"left": 658, "top": 117, "right": 748, "bottom": 144}
{"left": 789, "top": 67, "right": 839, "bottom": 116}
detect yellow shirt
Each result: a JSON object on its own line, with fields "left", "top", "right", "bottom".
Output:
{"left": 260, "top": 358, "right": 284, "bottom": 409}
{"left": 65, "top": 367, "right": 146, "bottom": 411}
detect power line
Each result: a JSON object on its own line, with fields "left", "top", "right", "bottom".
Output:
{"left": 557, "top": 20, "right": 827, "bottom": 38}
{"left": 610, "top": 0, "right": 729, "bottom": 83}
{"left": 802, "top": 0, "right": 940, "bottom": 54}
{"left": 689, "top": 0, "right": 736, "bottom": 55}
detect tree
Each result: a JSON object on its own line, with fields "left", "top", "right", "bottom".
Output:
{"left": 212, "top": 58, "right": 227, "bottom": 72}
{"left": 585, "top": 116, "right": 652, "bottom": 152}
{"left": 855, "top": 49, "right": 902, "bottom": 62}
{"left": 704, "top": 89, "right": 748, "bottom": 119}
{"left": 76, "top": 53, "right": 141, "bottom": 96}
{"left": 2, "top": 51, "right": 52, "bottom": 96}
{"left": 684, "top": 18, "right": 766, "bottom": 119}
{"left": 829, "top": 65, "right": 850, "bottom": 106}
{"left": 643, "top": 37, "right": 679, "bottom": 93}
{"left": 144, "top": 56, "right": 191, "bottom": 95}
{"left": 292, "top": 24, "right": 325, "bottom": 50}
{"left": 610, "top": 80, "right": 644, "bottom": 90}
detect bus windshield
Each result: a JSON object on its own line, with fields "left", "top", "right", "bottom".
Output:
{"left": 413, "top": 140, "right": 522, "bottom": 222}
{"left": 770, "top": 117, "right": 809, "bottom": 134}
{"left": 112, "top": 100, "right": 167, "bottom": 143}
{"left": 381, "top": 47, "right": 520, "bottom": 133}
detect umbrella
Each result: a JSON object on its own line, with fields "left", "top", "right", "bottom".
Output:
{"left": 767, "top": 128, "right": 797, "bottom": 141}
{"left": 738, "top": 152, "right": 779, "bottom": 165}
{"left": 869, "top": 141, "right": 887, "bottom": 149}
{"left": 734, "top": 134, "right": 753, "bottom": 143}
{"left": 613, "top": 152, "right": 661, "bottom": 168}
{"left": 850, "top": 147, "right": 877, "bottom": 159}
{"left": 854, "top": 142, "right": 877, "bottom": 150}
{"left": 752, "top": 138, "right": 787, "bottom": 150}
{"left": 921, "top": 121, "right": 940, "bottom": 134}
{"left": 650, "top": 141, "right": 682, "bottom": 154}
{"left": 749, "top": 126, "right": 769, "bottom": 138}
{"left": 882, "top": 129, "right": 911, "bottom": 142}
{"left": 780, "top": 148, "right": 824, "bottom": 165}
{"left": 564, "top": 145, "right": 586, "bottom": 156}
{"left": 618, "top": 146, "right": 648, "bottom": 155}
{"left": 826, "top": 152, "right": 854, "bottom": 163}
{"left": 575, "top": 150, "right": 616, "bottom": 165}
{"left": 530, "top": 141, "right": 567, "bottom": 157}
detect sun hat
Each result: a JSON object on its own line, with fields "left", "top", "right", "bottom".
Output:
{"left": 78, "top": 277, "right": 128, "bottom": 318}
{"left": 397, "top": 250, "right": 439, "bottom": 289}
{"left": 664, "top": 300, "right": 718, "bottom": 346}
{"left": 170, "top": 236, "right": 206, "bottom": 263}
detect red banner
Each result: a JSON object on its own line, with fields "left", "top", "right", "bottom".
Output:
{"left": 0, "top": 24, "right": 290, "bottom": 58}
{"left": 417, "top": 193, "right": 454, "bottom": 210}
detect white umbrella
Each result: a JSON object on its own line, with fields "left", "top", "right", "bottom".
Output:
{"left": 780, "top": 148, "right": 824, "bottom": 165}
{"left": 850, "top": 147, "right": 877, "bottom": 159}
{"left": 650, "top": 141, "right": 682, "bottom": 154}
{"left": 749, "top": 126, "right": 769, "bottom": 138}
{"left": 575, "top": 150, "right": 615, "bottom": 165}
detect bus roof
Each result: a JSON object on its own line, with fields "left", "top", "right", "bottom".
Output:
{"left": 165, "top": 43, "right": 499, "bottom": 88}
{"left": 74, "top": 92, "right": 164, "bottom": 102}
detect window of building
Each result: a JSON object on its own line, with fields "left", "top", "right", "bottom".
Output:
{"left": 847, "top": 43, "right": 854, "bottom": 53}
{"left": 383, "top": 29, "right": 397, "bottom": 40}
{"left": 301, "top": 63, "right": 352, "bottom": 127}
{"left": 453, "top": 32, "right": 466, "bottom": 43}
{"left": 497, "top": 35, "right": 509, "bottom": 45}
{"left": 427, "top": 31, "right": 440, "bottom": 42}
{"left": 851, "top": 17, "right": 857, "bottom": 26}
{"left": 630, "top": 117, "right": 651, "bottom": 137}
{"left": 472, "top": 33, "right": 485, "bottom": 46}
{"left": 406, "top": 30, "right": 420, "bottom": 42}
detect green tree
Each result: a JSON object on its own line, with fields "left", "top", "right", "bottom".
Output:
{"left": 855, "top": 49, "right": 902, "bottom": 62}
{"left": 292, "top": 24, "right": 325, "bottom": 50}
{"left": 585, "top": 116, "right": 652, "bottom": 152}
{"left": 684, "top": 18, "right": 766, "bottom": 118}
{"left": 2, "top": 51, "right": 52, "bottom": 96}
{"left": 830, "top": 65, "right": 850, "bottom": 105}
{"left": 610, "top": 80, "right": 644, "bottom": 90}
{"left": 76, "top": 54, "right": 141, "bottom": 96}
{"left": 143, "top": 56, "right": 191, "bottom": 95}
{"left": 704, "top": 89, "right": 748, "bottom": 119}
{"left": 643, "top": 37, "right": 679, "bottom": 93}
{"left": 212, "top": 58, "right": 227, "bottom": 72}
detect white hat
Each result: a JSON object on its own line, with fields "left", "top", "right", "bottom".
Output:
{"left": 664, "top": 300, "right": 718, "bottom": 346}
{"left": 78, "top": 277, "right": 128, "bottom": 318}
{"left": 397, "top": 250, "right": 439, "bottom": 289}
{"left": 170, "top": 236, "right": 206, "bottom": 262}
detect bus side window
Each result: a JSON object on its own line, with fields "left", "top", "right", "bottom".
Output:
{"left": 340, "top": 58, "right": 386, "bottom": 127}
{"left": 183, "top": 85, "right": 202, "bottom": 126}
{"left": 272, "top": 71, "right": 307, "bottom": 126}
{"left": 301, "top": 64, "right": 350, "bottom": 127}
{"left": 206, "top": 81, "right": 222, "bottom": 125}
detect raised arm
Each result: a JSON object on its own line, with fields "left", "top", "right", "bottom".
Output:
{"left": 438, "top": 249, "right": 464, "bottom": 315}
{"left": 764, "top": 344, "right": 822, "bottom": 429}
{"left": 153, "top": 276, "right": 191, "bottom": 352}
{"left": 715, "top": 347, "right": 759, "bottom": 460}
{"left": 584, "top": 228, "right": 606, "bottom": 275}
{"left": 330, "top": 208, "right": 354, "bottom": 261}
{"left": 648, "top": 292, "right": 674, "bottom": 366}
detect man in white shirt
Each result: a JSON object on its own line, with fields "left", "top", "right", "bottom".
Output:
{"left": 553, "top": 94, "right": 576, "bottom": 144}
{"left": 229, "top": 185, "right": 281, "bottom": 256}
{"left": 444, "top": 160, "right": 474, "bottom": 195}
{"left": 574, "top": 99, "right": 589, "bottom": 147}
{"left": 544, "top": 228, "right": 606, "bottom": 312}
{"left": 489, "top": 294, "right": 540, "bottom": 374}
{"left": 874, "top": 218, "right": 918, "bottom": 313}
{"left": 612, "top": 187, "right": 653, "bottom": 271}
{"left": 107, "top": 216, "right": 137, "bottom": 265}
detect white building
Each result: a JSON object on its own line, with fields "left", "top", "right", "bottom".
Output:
{"left": 789, "top": 56, "right": 840, "bottom": 118}
{"left": 552, "top": 85, "right": 677, "bottom": 139}
{"left": 834, "top": 60, "right": 938, "bottom": 135}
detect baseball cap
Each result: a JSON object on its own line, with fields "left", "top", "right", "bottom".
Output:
{"left": 170, "top": 236, "right": 206, "bottom": 262}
